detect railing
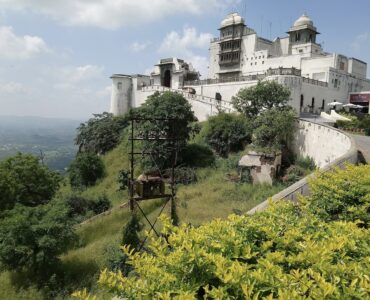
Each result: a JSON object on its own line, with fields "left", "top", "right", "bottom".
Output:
{"left": 141, "top": 85, "right": 234, "bottom": 113}
{"left": 247, "top": 120, "right": 358, "bottom": 214}
{"left": 185, "top": 74, "right": 265, "bottom": 86}
{"left": 302, "top": 77, "right": 328, "bottom": 87}
{"left": 184, "top": 68, "right": 329, "bottom": 87}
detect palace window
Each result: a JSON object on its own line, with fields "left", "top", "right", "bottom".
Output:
{"left": 117, "top": 82, "right": 122, "bottom": 90}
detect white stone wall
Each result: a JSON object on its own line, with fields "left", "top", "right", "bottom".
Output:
{"left": 293, "top": 120, "right": 353, "bottom": 168}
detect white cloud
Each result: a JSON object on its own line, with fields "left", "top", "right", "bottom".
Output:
{"left": 130, "top": 41, "right": 150, "bottom": 52}
{"left": 0, "top": 81, "right": 27, "bottom": 93}
{"left": 58, "top": 65, "right": 105, "bottom": 84}
{"left": 0, "top": 26, "right": 50, "bottom": 60}
{"left": 0, "top": 0, "right": 240, "bottom": 29}
{"left": 158, "top": 27, "right": 213, "bottom": 53}
{"left": 351, "top": 32, "right": 369, "bottom": 52}
{"left": 158, "top": 27, "right": 213, "bottom": 77}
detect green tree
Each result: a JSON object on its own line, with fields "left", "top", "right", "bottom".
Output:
{"left": 203, "top": 113, "right": 251, "bottom": 157}
{"left": 75, "top": 112, "right": 128, "bottom": 155}
{"left": 0, "top": 153, "right": 61, "bottom": 211}
{"left": 133, "top": 91, "right": 198, "bottom": 171}
{"left": 0, "top": 200, "right": 76, "bottom": 275}
{"left": 252, "top": 107, "right": 296, "bottom": 150}
{"left": 122, "top": 214, "right": 142, "bottom": 251}
{"left": 232, "top": 80, "right": 291, "bottom": 118}
{"left": 68, "top": 152, "right": 105, "bottom": 189}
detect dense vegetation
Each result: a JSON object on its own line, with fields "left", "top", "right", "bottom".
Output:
{"left": 132, "top": 91, "right": 198, "bottom": 171}
{"left": 75, "top": 112, "right": 128, "bottom": 155}
{"left": 74, "top": 164, "right": 370, "bottom": 299}
{"left": 0, "top": 85, "right": 334, "bottom": 299}
{"left": 0, "top": 153, "right": 61, "bottom": 210}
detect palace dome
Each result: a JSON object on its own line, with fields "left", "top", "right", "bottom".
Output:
{"left": 293, "top": 14, "right": 314, "bottom": 27}
{"left": 220, "top": 13, "right": 245, "bottom": 28}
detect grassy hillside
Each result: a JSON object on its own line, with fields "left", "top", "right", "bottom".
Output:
{"left": 0, "top": 132, "right": 285, "bottom": 299}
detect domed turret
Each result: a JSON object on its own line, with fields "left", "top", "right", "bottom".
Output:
{"left": 294, "top": 14, "right": 314, "bottom": 27}
{"left": 220, "top": 13, "right": 245, "bottom": 28}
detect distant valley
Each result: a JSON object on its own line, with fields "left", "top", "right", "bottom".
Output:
{"left": 0, "top": 115, "right": 82, "bottom": 173}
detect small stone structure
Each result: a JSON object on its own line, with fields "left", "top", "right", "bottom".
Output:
{"left": 239, "top": 151, "right": 282, "bottom": 185}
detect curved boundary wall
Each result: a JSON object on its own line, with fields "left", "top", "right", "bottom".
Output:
{"left": 248, "top": 119, "right": 358, "bottom": 214}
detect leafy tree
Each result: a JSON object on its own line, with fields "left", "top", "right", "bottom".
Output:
{"left": 68, "top": 152, "right": 105, "bottom": 189}
{"left": 252, "top": 107, "right": 296, "bottom": 150}
{"left": 75, "top": 112, "right": 128, "bottom": 155}
{"left": 203, "top": 113, "right": 251, "bottom": 157}
{"left": 133, "top": 91, "right": 198, "bottom": 171}
{"left": 0, "top": 153, "right": 61, "bottom": 211}
{"left": 232, "top": 80, "right": 291, "bottom": 118}
{"left": 0, "top": 200, "right": 76, "bottom": 275}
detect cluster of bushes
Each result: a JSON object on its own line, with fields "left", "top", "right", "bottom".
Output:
{"left": 64, "top": 194, "right": 111, "bottom": 220}
{"left": 74, "top": 164, "right": 369, "bottom": 299}
{"left": 198, "top": 81, "right": 296, "bottom": 159}
{"left": 281, "top": 155, "right": 316, "bottom": 185}
{"left": 336, "top": 114, "right": 370, "bottom": 135}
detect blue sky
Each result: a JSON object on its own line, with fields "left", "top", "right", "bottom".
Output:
{"left": 0, "top": 0, "right": 369, "bottom": 119}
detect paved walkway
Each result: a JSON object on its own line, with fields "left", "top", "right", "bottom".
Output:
{"left": 352, "top": 134, "right": 370, "bottom": 163}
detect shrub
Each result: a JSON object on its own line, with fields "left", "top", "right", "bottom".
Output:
{"left": 304, "top": 164, "right": 370, "bottom": 225}
{"left": 295, "top": 155, "right": 316, "bottom": 171}
{"left": 89, "top": 194, "right": 111, "bottom": 215}
{"left": 68, "top": 152, "right": 105, "bottom": 189}
{"left": 282, "top": 165, "right": 306, "bottom": 185}
{"left": 179, "top": 144, "right": 215, "bottom": 168}
{"left": 203, "top": 113, "right": 251, "bottom": 157}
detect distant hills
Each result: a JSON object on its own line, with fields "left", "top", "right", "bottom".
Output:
{"left": 0, "top": 115, "right": 82, "bottom": 173}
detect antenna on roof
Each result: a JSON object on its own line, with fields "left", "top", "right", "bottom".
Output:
{"left": 269, "top": 21, "right": 272, "bottom": 40}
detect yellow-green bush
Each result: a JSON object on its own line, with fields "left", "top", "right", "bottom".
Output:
{"left": 304, "top": 164, "right": 369, "bottom": 226}
{"left": 74, "top": 165, "right": 370, "bottom": 299}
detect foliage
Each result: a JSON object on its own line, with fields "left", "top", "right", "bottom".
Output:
{"left": 179, "top": 144, "right": 215, "bottom": 168}
{"left": 203, "top": 113, "right": 251, "bottom": 157}
{"left": 122, "top": 214, "right": 142, "bottom": 251}
{"left": 63, "top": 193, "right": 111, "bottom": 219}
{"left": 252, "top": 108, "right": 296, "bottom": 150}
{"left": 0, "top": 200, "right": 76, "bottom": 275}
{"left": 68, "top": 152, "right": 105, "bottom": 189}
{"left": 79, "top": 204, "right": 369, "bottom": 299}
{"left": 118, "top": 169, "right": 130, "bottom": 191}
{"left": 295, "top": 155, "right": 316, "bottom": 171}
{"left": 359, "top": 115, "right": 370, "bottom": 129}
{"left": 132, "top": 91, "right": 198, "bottom": 171}
{"left": 73, "top": 165, "right": 370, "bottom": 300}
{"left": 232, "top": 80, "right": 291, "bottom": 118}
{"left": 75, "top": 112, "right": 128, "bottom": 155}
{"left": 281, "top": 165, "right": 306, "bottom": 185}
{"left": 304, "top": 164, "right": 370, "bottom": 226}
{"left": 0, "top": 153, "right": 61, "bottom": 211}
{"left": 89, "top": 194, "right": 111, "bottom": 215}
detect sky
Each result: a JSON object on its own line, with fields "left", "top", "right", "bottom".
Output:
{"left": 0, "top": 0, "right": 369, "bottom": 120}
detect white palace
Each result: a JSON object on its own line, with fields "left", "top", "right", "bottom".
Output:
{"left": 110, "top": 13, "right": 370, "bottom": 121}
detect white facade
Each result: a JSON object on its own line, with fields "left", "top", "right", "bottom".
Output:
{"left": 110, "top": 13, "right": 370, "bottom": 119}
